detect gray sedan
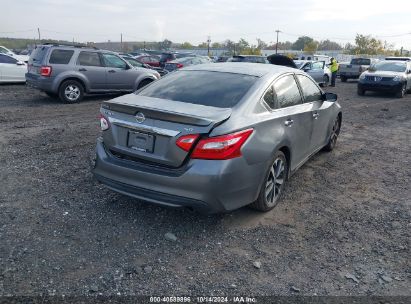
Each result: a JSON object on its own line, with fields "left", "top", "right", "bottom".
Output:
{"left": 92, "top": 63, "right": 342, "bottom": 213}
{"left": 294, "top": 60, "right": 331, "bottom": 86}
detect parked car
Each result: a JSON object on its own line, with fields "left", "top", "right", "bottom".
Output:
{"left": 120, "top": 55, "right": 168, "bottom": 76}
{"left": 227, "top": 55, "right": 267, "bottom": 64}
{"left": 0, "top": 53, "right": 27, "bottom": 83}
{"left": 25, "top": 44, "right": 160, "bottom": 103}
{"left": 298, "top": 54, "right": 331, "bottom": 64}
{"left": 159, "top": 52, "right": 196, "bottom": 67}
{"left": 216, "top": 56, "right": 230, "bottom": 62}
{"left": 294, "top": 60, "right": 331, "bottom": 86}
{"left": 135, "top": 55, "right": 161, "bottom": 67}
{"left": 128, "top": 51, "right": 149, "bottom": 57}
{"left": 339, "top": 58, "right": 378, "bottom": 82}
{"left": 92, "top": 63, "right": 342, "bottom": 213}
{"left": 358, "top": 60, "right": 411, "bottom": 98}
{"left": 164, "top": 56, "right": 211, "bottom": 72}
{"left": 385, "top": 56, "right": 411, "bottom": 62}
{"left": 0, "top": 46, "right": 29, "bottom": 62}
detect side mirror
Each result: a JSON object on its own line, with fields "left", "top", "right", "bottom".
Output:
{"left": 16, "top": 61, "right": 25, "bottom": 66}
{"left": 324, "top": 92, "right": 337, "bottom": 102}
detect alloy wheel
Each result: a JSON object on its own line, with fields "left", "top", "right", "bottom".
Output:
{"left": 64, "top": 85, "right": 80, "bottom": 102}
{"left": 265, "top": 157, "right": 285, "bottom": 205}
{"left": 330, "top": 117, "right": 340, "bottom": 148}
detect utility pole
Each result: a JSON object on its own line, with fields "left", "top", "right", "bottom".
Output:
{"left": 37, "top": 27, "right": 41, "bottom": 42}
{"left": 207, "top": 36, "right": 211, "bottom": 57}
{"left": 275, "top": 30, "right": 281, "bottom": 54}
{"left": 143, "top": 41, "right": 146, "bottom": 50}
{"left": 400, "top": 46, "right": 403, "bottom": 56}
{"left": 120, "top": 33, "right": 123, "bottom": 52}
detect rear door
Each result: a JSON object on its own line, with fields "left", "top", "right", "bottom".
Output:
{"left": 76, "top": 51, "right": 106, "bottom": 90}
{"left": 102, "top": 53, "right": 137, "bottom": 90}
{"left": 296, "top": 74, "right": 331, "bottom": 152}
{"left": 271, "top": 74, "right": 313, "bottom": 169}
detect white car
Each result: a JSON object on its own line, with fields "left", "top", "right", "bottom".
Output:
{"left": 0, "top": 53, "right": 27, "bottom": 83}
{"left": 0, "top": 46, "right": 29, "bottom": 62}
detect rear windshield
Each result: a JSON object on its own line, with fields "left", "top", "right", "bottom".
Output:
{"left": 160, "top": 53, "right": 175, "bottom": 61}
{"left": 30, "top": 46, "right": 49, "bottom": 63}
{"left": 351, "top": 58, "right": 371, "bottom": 65}
{"left": 370, "top": 61, "right": 406, "bottom": 72}
{"left": 138, "top": 70, "right": 257, "bottom": 108}
{"left": 49, "top": 49, "right": 74, "bottom": 64}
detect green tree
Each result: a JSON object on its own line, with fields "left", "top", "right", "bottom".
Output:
{"left": 198, "top": 42, "right": 208, "bottom": 48}
{"left": 352, "top": 34, "right": 385, "bottom": 55}
{"left": 211, "top": 42, "right": 221, "bottom": 48}
{"left": 180, "top": 42, "right": 193, "bottom": 49}
{"left": 318, "top": 39, "right": 342, "bottom": 51}
{"left": 292, "top": 36, "right": 314, "bottom": 50}
{"left": 304, "top": 41, "right": 319, "bottom": 54}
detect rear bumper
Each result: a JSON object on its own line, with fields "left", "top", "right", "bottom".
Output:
{"left": 358, "top": 81, "right": 403, "bottom": 92}
{"left": 339, "top": 72, "right": 360, "bottom": 78}
{"left": 25, "top": 73, "right": 54, "bottom": 92}
{"left": 92, "top": 138, "right": 267, "bottom": 213}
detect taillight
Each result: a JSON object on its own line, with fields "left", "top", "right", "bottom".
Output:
{"left": 176, "top": 134, "right": 199, "bottom": 152}
{"left": 99, "top": 114, "right": 110, "bottom": 131}
{"left": 176, "top": 63, "right": 184, "bottom": 69}
{"left": 191, "top": 129, "right": 253, "bottom": 160}
{"left": 40, "top": 66, "right": 52, "bottom": 77}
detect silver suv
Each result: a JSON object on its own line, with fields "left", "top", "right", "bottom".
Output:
{"left": 25, "top": 44, "right": 160, "bottom": 103}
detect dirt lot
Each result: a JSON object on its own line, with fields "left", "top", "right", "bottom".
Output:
{"left": 0, "top": 80, "right": 410, "bottom": 296}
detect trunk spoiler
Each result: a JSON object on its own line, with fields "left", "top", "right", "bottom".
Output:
{"left": 102, "top": 95, "right": 232, "bottom": 127}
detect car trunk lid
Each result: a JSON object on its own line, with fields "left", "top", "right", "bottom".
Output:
{"left": 101, "top": 95, "right": 232, "bottom": 168}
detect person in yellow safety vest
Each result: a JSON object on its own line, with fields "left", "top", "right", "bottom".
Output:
{"left": 330, "top": 57, "right": 339, "bottom": 87}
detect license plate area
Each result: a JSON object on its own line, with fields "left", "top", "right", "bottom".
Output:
{"left": 127, "top": 131, "right": 155, "bottom": 153}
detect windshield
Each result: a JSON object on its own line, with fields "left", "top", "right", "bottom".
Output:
{"left": 351, "top": 58, "right": 371, "bottom": 65}
{"left": 370, "top": 61, "right": 406, "bottom": 72}
{"left": 123, "top": 57, "right": 144, "bottom": 67}
{"left": 138, "top": 70, "right": 257, "bottom": 108}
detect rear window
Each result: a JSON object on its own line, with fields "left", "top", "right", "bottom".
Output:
{"left": 138, "top": 71, "right": 257, "bottom": 108}
{"left": 351, "top": 58, "right": 371, "bottom": 65}
{"left": 30, "top": 46, "right": 49, "bottom": 63}
{"left": 160, "top": 53, "right": 175, "bottom": 61}
{"left": 49, "top": 49, "right": 74, "bottom": 64}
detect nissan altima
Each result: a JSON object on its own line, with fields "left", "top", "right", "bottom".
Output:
{"left": 92, "top": 63, "right": 342, "bottom": 213}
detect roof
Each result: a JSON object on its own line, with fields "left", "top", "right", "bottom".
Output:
{"left": 183, "top": 62, "right": 297, "bottom": 77}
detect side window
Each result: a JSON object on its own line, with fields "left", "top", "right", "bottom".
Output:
{"left": 312, "top": 62, "right": 323, "bottom": 70}
{"left": 273, "top": 75, "right": 302, "bottom": 108}
{"left": 297, "top": 75, "right": 323, "bottom": 103}
{"left": 102, "top": 54, "right": 127, "bottom": 69}
{"left": 77, "top": 52, "right": 102, "bottom": 67}
{"left": 150, "top": 56, "right": 159, "bottom": 62}
{"left": 49, "top": 49, "right": 74, "bottom": 64}
{"left": 0, "top": 54, "right": 17, "bottom": 64}
{"left": 263, "top": 86, "right": 275, "bottom": 109}
{"left": 140, "top": 56, "right": 150, "bottom": 63}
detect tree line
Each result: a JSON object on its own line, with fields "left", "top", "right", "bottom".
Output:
{"left": 1, "top": 34, "right": 408, "bottom": 56}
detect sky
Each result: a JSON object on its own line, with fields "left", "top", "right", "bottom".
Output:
{"left": 1, "top": 0, "right": 411, "bottom": 49}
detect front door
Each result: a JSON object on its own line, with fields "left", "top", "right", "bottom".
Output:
{"left": 296, "top": 74, "right": 332, "bottom": 152}
{"left": 272, "top": 74, "right": 313, "bottom": 170}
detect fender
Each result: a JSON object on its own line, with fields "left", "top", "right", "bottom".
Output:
{"left": 52, "top": 71, "right": 91, "bottom": 93}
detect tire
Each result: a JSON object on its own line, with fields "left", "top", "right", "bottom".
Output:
{"left": 58, "top": 80, "right": 84, "bottom": 103}
{"left": 250, "top": 151, "right": 288, "bottom": 212}
{"left": 137, "top": 79, "right": 153, "bottom": 90}
{"left": 320, "top": 75, "right": 329, "bottom": 87}
{"left": 395, "top": 83, "right": 406, "bottom": 98}
{"left": 341, "top": 76, "right": 347, "bottom": 82}
{"left": 323, "top": 115, "right": 341, "bottom": 152}
{"left": 357, "top": 87, "right": 365, "bottom": 96}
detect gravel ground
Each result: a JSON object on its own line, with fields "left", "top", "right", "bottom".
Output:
{"left": 0, "top": 80, "right": 410, "bottom": 297}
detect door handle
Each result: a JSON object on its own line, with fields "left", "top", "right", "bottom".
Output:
{"left": 78, "top": 68, "right": 87, "bottom": 72}
{"left": 284, "top": 119, "right": 294, "bottom": 127}
{"left": 313, "top": 112, "right": 320, "bottom": 119}
{"left": 108, "top": 70, "right": 116, "bottom": 73}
